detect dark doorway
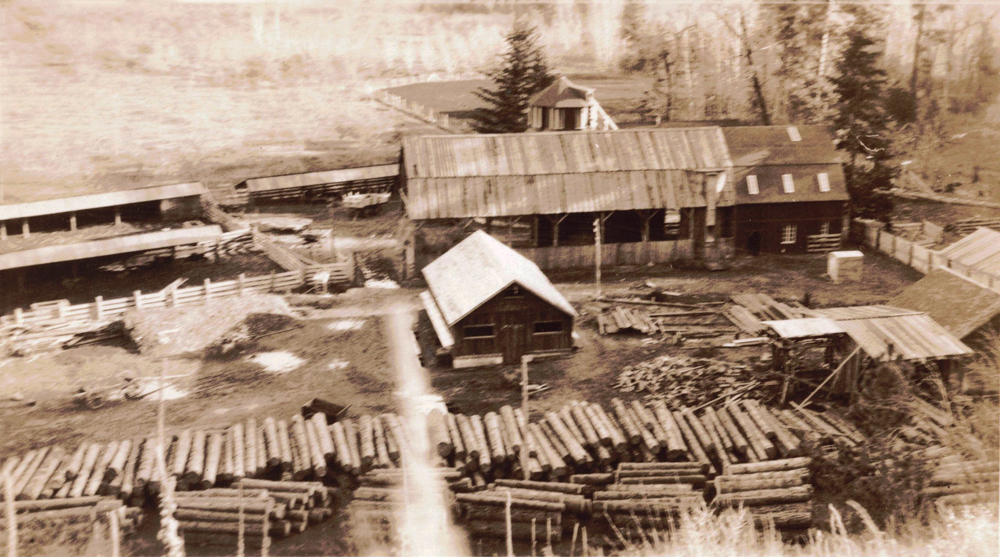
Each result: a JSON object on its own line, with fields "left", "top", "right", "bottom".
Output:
{"left": 747, "top": 231, "right": 762, "bottom": 256}
{"left": 564, "top": 109, "right": 579, "bottom": 130}
{"left": 499, "top": 322, "right": 527, "bottom": 364}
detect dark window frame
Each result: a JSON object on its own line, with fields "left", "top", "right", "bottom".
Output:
{"left": 533, "top": 321, "right": 564, "bottom": 334}
{"left": 463, "top": 324, "right": 496, "bottom": 339}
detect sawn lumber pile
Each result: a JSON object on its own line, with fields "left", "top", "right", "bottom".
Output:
{"left": 614, "top": 355, "right": 757, "bottom": 408}
{"left": 726, "top": 294, "right": 811, "bottom": 335}
{"left": 597, "top": 302, "right": 735, "bottom": 338}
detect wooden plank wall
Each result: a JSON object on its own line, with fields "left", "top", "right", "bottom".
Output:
{"left": 515, "top": 240, "right": 695, "bottom": 271}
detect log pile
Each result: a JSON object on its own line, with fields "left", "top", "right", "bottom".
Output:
{"left": 770, "top": 405, "right": 864, "bottom": 448}
{"left": 175, "top": 480, "right": 335, "bottom": 543}
{"left": 0, "top": 496, "right": 144, "bottom": 539}
{"left": 614, "top": 355, "right": 757, "bottom": 407}
{"left": 710, "top": 457, "right": 814, "bottom": 530}
{"left": 452, "top": 480, "right": 585, "bottom": 542}
{"left": 918, "top": 456, "right": 999, "bottom": 511}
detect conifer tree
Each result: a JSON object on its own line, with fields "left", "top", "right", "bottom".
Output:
{"left": 471, "top": 22, "right": 556, "bottom": 134}
{"left": 829, "top": 31, "right": 896, "bottom": 221}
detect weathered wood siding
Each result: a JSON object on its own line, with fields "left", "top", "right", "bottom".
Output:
{"left": 452, "top": 286, "right": 573, "bottom": 364}
{"left": 734, "top": 201, "right": 847, "bottom": 254}
{"left": 516, "top": 240, "right": 695, "bottom": 271}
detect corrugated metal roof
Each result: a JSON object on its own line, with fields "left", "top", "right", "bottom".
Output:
{"left": 939, "top": 227, "right": 1000, "bottom": 275}
{"left": 836, "top": 313, "right": 973, "bottom": 362}
{"left": 420, "top": 291, "right": 455, "bottom": 349}
{"left": 730, "top": 164, "right": 849, "bottom": 205}
{"left": 0, "top": 226, "right": 224, "bottom": 271}
{"left": 529, "top": 77, "right": 594, "bottom": 108}
{"left": 403, "top": 128, "right": 730, "bottom": 220}
{"left": 763, "top": 318, "right": 845, "bottom": 339}
{"left": 721, "top": 126, "right": 844, "bottom": 166}
{"left": 891, "top": 267, "right": 1000, "bottom": 339}
{"left": 241, "top": 164, "right": 398, "bottom": 193}
{"left": 422, "top": 231, "right": 577, "bottom": 326}
{"left": 403, "top": 129, "right": 731, "bottom": 179}
{"left": 812, "top": 305, "right": 921, "bottom": 321}
{"left": 0, "top": 183, "right": 205, "bottom": 222}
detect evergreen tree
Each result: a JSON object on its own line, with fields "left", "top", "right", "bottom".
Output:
{"left": 471, "top": 23, "right": 556, "bottom": 134}
{"left": 829, "top": 31, "right": 897, "bottom": 221}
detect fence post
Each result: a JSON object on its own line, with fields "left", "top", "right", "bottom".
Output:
{"left": 13, "top": 308, "right": 22, "bottom": 325}
{"left": 94, "top": 296, "right": 103, "bottom": 321}
{"left": 171, "top": 288, "right": 179, "bottom": 307}
{"left": 238, "top": 273, "right": 246, "bottom": 296}
{"left": 57, "top": 301, "right": 67, "bottom": 322}
{"left": 204, "top": 278, "right": 211, "bottom": 302}
{"left": 270, "top": 272, "right": 276, "bottom": 292}
{"left": 134, "top": 290, "right": 143, "bottom": 311}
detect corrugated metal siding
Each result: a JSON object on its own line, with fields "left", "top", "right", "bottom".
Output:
{"left": 939, "top": 228, "right": 1000, "bottom": 275}
{"left": 0, "top": 183, "right": 206, "bottom": 222}
{"left": 243, "top": 164, "right": 399, "bottom": 193}
{"left": 403, "top": 128, "right": 730, "bottom": 179}
{"left": 837, "top": 314, "right": 973, "bottom": 362}
{"left": 422, "top": 231, "right": 577, "bottom": 325}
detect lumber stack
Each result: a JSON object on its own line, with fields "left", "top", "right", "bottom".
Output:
{"left": 598, "top": 305, "right": 735, "bottom": 338}
{"left": 453, "top": 480, "right": 589, "bottom": 542}
{"left": 770, "top": 405, "right": 864, "bottom": 447}
{"left": 175, "top": 480, "right": 335, "bottom": 543}
{"left": 920, "top": 459, "right": 999, "bottom": 510}
{"left": 585, "top": 462, "right": 707, "bottom": 530}
{"left": 710, "top": 457, "right": 814, "bottom": 530}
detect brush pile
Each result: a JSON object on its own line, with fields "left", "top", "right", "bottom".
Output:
{"left": 614, "top": 355, "right": 758, "bottom": 407}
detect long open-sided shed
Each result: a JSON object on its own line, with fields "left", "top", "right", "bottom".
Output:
{"left": 0, "top": 183, "right": 205, "bottom": 240}
{"left": 421, "top": 230, "right": 577, "bottom": 368}
{"left": 235, "top": 164, "right": 399, "bottom": 205}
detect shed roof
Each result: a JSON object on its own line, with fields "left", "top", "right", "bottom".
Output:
{"left": 0, "top": 226, "right": 224, "bottom": 271}
{"left": 420, "top": 291, "right": 455, "bottom": 349}
{"left": 890, "top": 267, "right": 1000, "bottom": 339}
{"left": 0, "top": 183, "right": 205, "bottom": 222}
{"left": 421, "top": 231, "right": 577, "bottom": 326}
{"left": 938, "top": 227, "right": 1000, "bottom": 276}
{"left": 763, "top": 317, "right": 845, "bottom": 339}
{"left": 240, "top": 164, "right": 398, "bottom": 193}
{"left": 835, "top": 313, "right": 973, "bottom": 362}
{"left": 529, "top": 77, "right": 595, "bottom": 108}
{"left": 402, "top": 128, "right": 730, "bottom": 219}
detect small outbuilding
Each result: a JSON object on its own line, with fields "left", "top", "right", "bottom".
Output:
{"left": 421, "top": 230, "right": 577, "bottom": 368}
{"left": 527, "top": 77, "right": 617, "bottom": 132}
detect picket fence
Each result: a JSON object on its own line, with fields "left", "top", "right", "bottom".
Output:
{"left": 852, "top": 219, "right": 1000, "bottom": 292}
{"left": 374, "top": 90, "right": 465, "bottom": 134}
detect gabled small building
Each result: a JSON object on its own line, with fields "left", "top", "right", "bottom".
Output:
{"left": 527, "top": 77, "right": 617, "bottom": 132}
{"left": 722, "top": 126, "right": 849, "bottom": 255}
{"left": 420, "top": 231, "right": 577, "bottom": 368}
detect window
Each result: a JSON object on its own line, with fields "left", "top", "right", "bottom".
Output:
{"left": 463, "top": 325, "right": 495, "bottom": 339}
{"left": 664, "top": 209, "right": 681, "bottom": 238}
{"left": 787, "top": 126, "right": 802, "bottom": 142}
{"left": 781, "top": 224, "right": 797, "bottom": 244}
{"left": 533, "top": 321, "right": 563, "bottom": 334}
{"left": 820, "top": 221, "right": 831, "bottom": 235}
{"left": 781, "top": 174, "right": 795, "bottom": 194}
{"left": 817, "top": 172, "right": 831, "bottom": 192}
{"left": 746, "top": 175, "right": 759, "bottom": 195}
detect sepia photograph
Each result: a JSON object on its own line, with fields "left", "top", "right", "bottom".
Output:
{"left": 0, "top": 0, "right": 998, "bottom": 555}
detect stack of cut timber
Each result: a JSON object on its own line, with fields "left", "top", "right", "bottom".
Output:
{"left": 587, "top": 463, "right": 707, "bottom": 529}
{"left": 770, "top": 405, "right": 864, "bottom": 447}
{"left": 454, "top": 481, "right": 587, "bottom": 542}
{"left": 921, "top": 459, "right": 999, "bottom": 510}
{"left": 730, "top": 294, "right": 811, "bottom": 322}
{"left": 614, "top": 354, "right": 755, "bottom": 407}
{"left": 711, "top": 457, "right": 814, "bottom": 530}
{"left": 599, "top": 304, "right": 734, "bottom": 338}
{"left": 176, "top": 480, "right": 335, "bottom": 543}
{"left": 0, "top": 496, "right": 144, "bottom": 538}
{"left": 599, "top": 307, "right": 659, "bottom": 335}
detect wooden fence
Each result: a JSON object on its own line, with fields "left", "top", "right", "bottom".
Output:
{"left": 851, "top": 219, "right": 1000, "bottom": 292}
{"left": 1, "top": 265, "right": 345, "bottom": 330}
{"left": 516, "top": 240, "right": 698, "bottom": 271}
{"left": 374, "top": 91, "right": 467, "bottom": 134}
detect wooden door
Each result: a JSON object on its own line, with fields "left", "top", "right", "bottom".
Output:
{"left": 499, "top": 322, "right": 527, "bottom": 364}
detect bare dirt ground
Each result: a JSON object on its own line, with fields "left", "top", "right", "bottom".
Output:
{"left": 0, "top": 310, "right": 397, "bottom": 456}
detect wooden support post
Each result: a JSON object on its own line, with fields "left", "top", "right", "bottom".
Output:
{"left": 238, "top": 273, "right": 246, "bottom": 296}
{"left": 22, "top": 219, "right": 29, "bottom": 238}
{"left": 70, "top": 212, "right": 77, "bottom": 231}
{"left": 171, "top": 288, "right": 179, "bottom": 307}
{"left": 13, "top": 308, "right": 23, "bottom": 325}
{"left": 134, "top": 290, "right": 143, "bottom": 311}
{"left": 1, "top": 221, "right": 7, "bottom": 241}
{"left": 94, "top": 296, "right": 104, "bottom": 321}
{"left": 114, "top": 208, "right": 122, "bottom": 226}
{"left": 593, "top": 218, "right": 601, "bottom": 299}
{"left": 549, "top": 214, "right": 569, "bottom": 247}
{"left": 204, "top": 278, "right": 212, "bottom": 301}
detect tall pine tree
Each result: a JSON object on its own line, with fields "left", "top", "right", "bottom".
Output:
{"left": 471, "top": 23, "right": 556, "bottom": 134}
{"left": 830, "top": 31, "right": 896, "bottom": 221}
